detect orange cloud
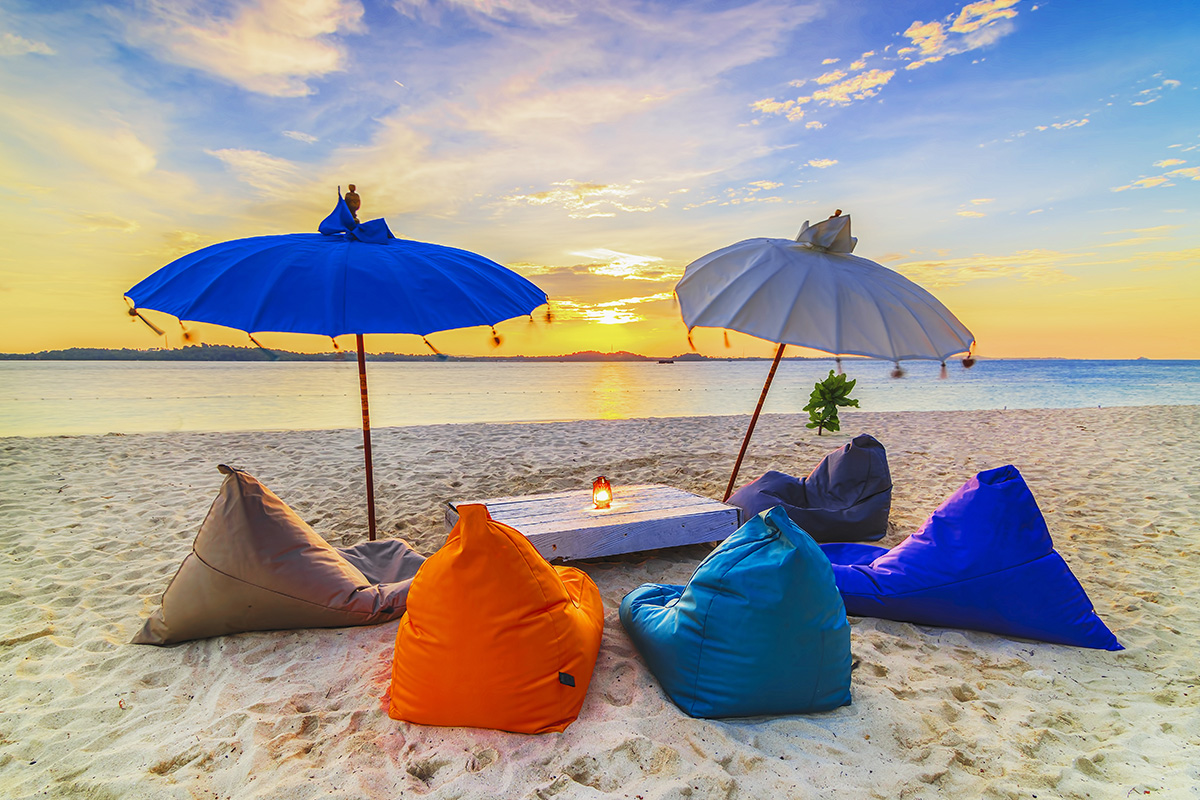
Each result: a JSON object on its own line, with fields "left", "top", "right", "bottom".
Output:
{"left": 950, "top": 0, "right": 1020, "bottom": 34}
{"left": 810, "top": 69, "right": 895, "bottom": 105}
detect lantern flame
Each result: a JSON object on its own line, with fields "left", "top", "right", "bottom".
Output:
{"left": 592, "top": 476, "right": 612, "bottom": 509}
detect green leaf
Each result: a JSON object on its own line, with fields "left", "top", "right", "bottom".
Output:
{"left": 804, "top": 368, "right": 859, "bottom": 433}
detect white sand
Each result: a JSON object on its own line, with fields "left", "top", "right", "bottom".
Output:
{"left": 1, "top": 407, "right": 1198, "bottom": 799}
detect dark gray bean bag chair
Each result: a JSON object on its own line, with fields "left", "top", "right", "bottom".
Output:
{"left": 132, "top": 464, "right": 425, "bottom": 645}
{"left": 727, "top": 433, "right": 891, "bottom": 542}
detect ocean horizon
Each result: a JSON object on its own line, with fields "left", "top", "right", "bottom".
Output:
{"left": 2, "top": 358, "right": 1198, "bottom": 438}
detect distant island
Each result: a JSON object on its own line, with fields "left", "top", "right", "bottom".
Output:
{"left": 0, "top": 344, "right": 827, "bottom": 363}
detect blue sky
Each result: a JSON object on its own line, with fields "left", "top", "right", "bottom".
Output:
{"left": 1, "top": 0, "right": 1197, "bottom": 357}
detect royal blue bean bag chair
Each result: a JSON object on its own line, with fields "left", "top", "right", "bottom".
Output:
{"left": 820, "top": 465, "right": 1122, "bottom": 651}
{"left": 620, "top": 506, "right": 852, "bottom": 718}
{"left": 728, "top": 433, "right": 891, "bottom": 542}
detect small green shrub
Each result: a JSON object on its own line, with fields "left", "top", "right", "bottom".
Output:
{"left": 804, "top": 370, "right": 859, "bottom": 435}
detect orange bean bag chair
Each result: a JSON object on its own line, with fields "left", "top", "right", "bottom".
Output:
{"left": 388, "top": 504, "right": 604, "bottom": 733}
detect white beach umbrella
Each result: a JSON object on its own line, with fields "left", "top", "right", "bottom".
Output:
{"left": 675, "top": 213, "right": 975, "bottom": 500}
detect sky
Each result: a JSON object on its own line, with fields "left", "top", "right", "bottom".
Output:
{"left": 0, "top": 0, "right": 1197, "bottom": 359}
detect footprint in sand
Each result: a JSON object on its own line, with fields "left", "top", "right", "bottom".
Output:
{"left": 465, "top": 747, "right": 498, "bottom": 773}
{"left": 603, "top": 661, "right": 636, "bottom": 706}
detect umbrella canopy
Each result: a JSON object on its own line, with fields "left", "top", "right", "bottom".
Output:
{"left": 126, "top": 193, "right": 548, "bottom": 539}
{"left": 674, "top": 214, "right": 974, "bottom": 500}
{"left": 127, "top": 200, "right": 547, "bottom": 339}
{"left": 676, "top": 214, "right": 974, "bottom": 364}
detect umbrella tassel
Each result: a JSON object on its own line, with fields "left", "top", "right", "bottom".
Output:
{"left": 940, "top": 361, "right": 948, "bottom": 379}
{"left": 330, "top": 337, "right": 341, "bottom": 350}
{"left": 179, "top": 321, "right": 195, "bottom": 342}
{"left": 835, "top": 357, "right": 843, "bottom": 375}
{"left": 490, "top": 327, "right": 502, "bottom": 348}
{"left": 127, "top": 307, "right": 165, "bottom": 337}
{"left": 962, "top": 343, "right": 977, "bottom": 368}
{"left": 687, "top": 329, "right": 697, "bottom": 353}
{"left": 723, "top": 330, "right": 731, "bottom": 349}
{"left": 544, "top": 305, "right": 554, "bottom": 324}
{"left": 248, "top": 334, "right": 280, "bottom": 361}
{"left": 890, "top": 362, "right": 905, "bottom": 379}
{"left": 423, "top": 337, "right": 446, "bottom": 358}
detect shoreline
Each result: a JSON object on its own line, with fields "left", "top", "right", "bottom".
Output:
{"left": 2, "top": 407, "right": 1197, "bottom": 798}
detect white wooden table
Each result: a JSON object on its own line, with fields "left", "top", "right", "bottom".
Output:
{"left": 444, "top": 484, "right": 741, "bottom": 562}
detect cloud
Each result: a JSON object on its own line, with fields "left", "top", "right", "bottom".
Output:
{"left": 949, "top": 0, "right": 1019, "bottom": 33}
{"left": 1132, "top": 77, "right": 1181, "bottom": 106}
{"left": 1154, "top": 158, "right": 1185, "bottom": 168}
{"left": 1168, "top": 166, "right": 1200, "bottom": 180}
{"left": 806, "top": 158, "right": 837, "bottom": 168}
{"left": 750, "top": 96, "right": 808, "bottom": 121}
{"left": 903, "top": 20, "right": 947, "bottom": 56}
{"left": 318, "top": 0, "right": 821, "bottom": 227}
{"left": 1099, "top": 225, "right": 1177, "bottom": 247}
{"left": 1034, "top": 118, "right": 1089, "bottom": 131}
{"left": 1111, "top": 176, "right": 1172, "bottom": 192}
{"left": 500, "top": 180, "right": 663, "bottom": 218}
{"left": 751, "top": 66, "right": 896, "bottom": 121}
{"left": 895, "top": 248, "right": 1077, "bottom": 288}
{"left": 568, "top": 248, "right": 666, "bottom": 280}
{"left": 206, "top": 148, "right": 306, "bottom": 195}
{"left": 553, "top": 291, "right": 675, "bottom": 325}
{"left": 970, "top": 198, "right": 994, "bottom": 205}
{"left": 897, "top": 240, "right": 1200, "bottom": 290}
{"left": 956, "top": 210, "right": 986, "bottom": 217}
{"left": 1130, "top": 248, "right": 1200, "bottom": 272}
{"left": 900, "top": 0, "right": 1019, "bottom": 71}
{"left": 1, "top": 31, "right": 55, "bottom": 56}
{"left": 12, "top": 111, "right": 161, "bottom": 181}
{"left": 810, "top": 68, "right": 895, "bottom": 105}
{"left": 392, "top": 0, "right": 577, "bottom": 26}
{"left": 283, "top": 130, "right": 319, "bottom": 144}
{"left": 73, "top": 213, "right": 140, "bottom": 233}
{"left": 704, "top": 178, "right": 789, "bottom": 208}
{"left": 805, "top": 120, "right": 824, "bottom": 129}
{"left": 752, "top": 0, "right": 1022, "bottom": 124}
{"left": 122, "top": 0, "right": 364, "bottom": 97}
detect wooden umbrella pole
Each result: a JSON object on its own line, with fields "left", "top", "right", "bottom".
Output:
{"left": 723, "top": 342, "right": 787, "bottom": 502}
{"left": 356, "top": 334, "right": 377, "bottom": 541}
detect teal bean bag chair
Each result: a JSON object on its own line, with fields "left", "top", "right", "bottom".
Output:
{"left": 619, "top": 506, "right": 852, "bottom": 718}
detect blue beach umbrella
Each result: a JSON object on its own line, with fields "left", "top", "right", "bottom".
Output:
{"left": 126, "top": 192, "right": 548, "bottom": 540}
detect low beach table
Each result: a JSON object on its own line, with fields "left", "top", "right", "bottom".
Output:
{"left": 444, "top": 484, "right": 741, "bottom": 562}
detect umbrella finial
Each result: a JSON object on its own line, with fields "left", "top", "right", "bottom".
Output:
{"left": 796, "top": 213, "right": 856, "bottom": 253}
{"left": 345, "top": 184, "right": 361, "bottom": 222}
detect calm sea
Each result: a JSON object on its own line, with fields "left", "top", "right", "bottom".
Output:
{"left": 1, "top": 359, "right": 1197, "bottom": 438}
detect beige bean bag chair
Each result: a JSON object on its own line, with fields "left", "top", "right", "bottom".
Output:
{"left": 133, "top": 465, "right": 425, "bottom": 645}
